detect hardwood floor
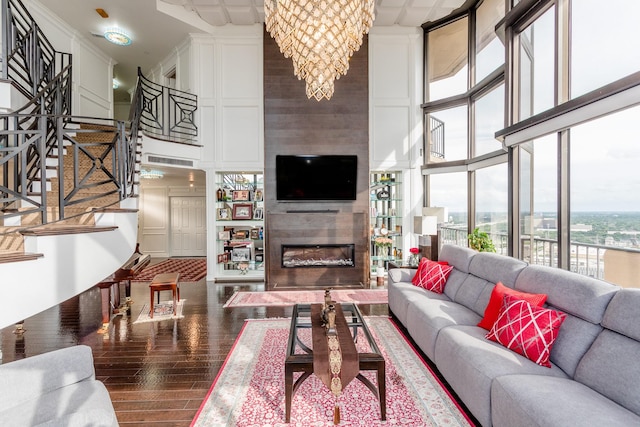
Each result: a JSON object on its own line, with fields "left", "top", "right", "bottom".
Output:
{"left": 0, "top": 278, "right": 388, "bottom": 426}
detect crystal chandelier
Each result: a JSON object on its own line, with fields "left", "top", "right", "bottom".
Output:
{"left": 265, "top": 0, "right": 375, "bottom": 101}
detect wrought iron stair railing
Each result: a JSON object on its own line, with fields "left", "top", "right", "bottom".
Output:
{"left": 133, "top": 67, "right": 198, "bottom": 144}
{"left": 1, "top": 0, "right": 198, "bottom": 233}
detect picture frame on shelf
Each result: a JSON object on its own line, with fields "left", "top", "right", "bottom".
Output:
{"left": 250, "top": 228, "right": 260, "bottom": 240}
{"left": 217, "top": 207, "right": 231, "bottom": 220}
{"left": 253, "top": 207, "right": 263, "bottom": 220}
{"left": 232, "top": 190, "right": 250, "bottom": 201}
{"left": 232, "top": 204, "right": 253, "bottom": 220}
{"left": 253, "top": 189, "right": 263, "bottom": 201}
{"left": 217, "top": 252, "right": 229, "bottom": 264}
{"left": 234, "top": 230, "right": 249, "bottom": 239}
{"left": 255, "top": 253, "right": 264, "bottom": 263}
{"left": 218, "top": 231, "right": 230, "bottom": 240}
{"left": 231, "top": 247, "right": 251, "bottom": 262}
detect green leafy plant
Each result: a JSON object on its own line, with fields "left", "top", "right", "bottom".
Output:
{"left": 468, "top": 228, "right": 496, "bottom": 252}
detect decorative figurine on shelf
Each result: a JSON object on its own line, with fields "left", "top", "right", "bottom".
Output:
{"left": 238, "top": 262, "right": 249, "bottom": 275}
{"left": 409, "top": 247, "right": 421, "bottom": 266}
{"left": 216, "top": 188, "right": 223, "bottom": 201}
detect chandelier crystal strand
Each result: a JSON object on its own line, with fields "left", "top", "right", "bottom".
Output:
{"left": 265, "top": 0, "right": 375, "bottom": 101}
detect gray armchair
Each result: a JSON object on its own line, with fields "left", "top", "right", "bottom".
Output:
{"left": 0, "top": 345, "right": 118, "bottom": 426}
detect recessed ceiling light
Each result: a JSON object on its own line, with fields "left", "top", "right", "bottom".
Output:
{"left": 104, "top": 27, "right": 132, "bottom": 46}
{"left": 96, "top": 8, "right": 109, "bottom": 18}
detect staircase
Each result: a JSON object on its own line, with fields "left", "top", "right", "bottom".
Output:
{"left": 1, "top": 0, "right": 199, "bottom": 330}
{"left": 0, "top": 0, "right": 141, "bottom": 329}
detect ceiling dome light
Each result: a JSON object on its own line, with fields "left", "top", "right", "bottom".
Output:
{"left": 104, "top": 27, "right": 132, "bottom": 46}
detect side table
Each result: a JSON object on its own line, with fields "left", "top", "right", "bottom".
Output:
{"left": 149, "top": 273, "right": 181, "bottom": 318}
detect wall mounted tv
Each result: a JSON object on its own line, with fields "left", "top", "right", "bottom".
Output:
{"left": 276, "top": 155, "right": 358, "bottom": 201}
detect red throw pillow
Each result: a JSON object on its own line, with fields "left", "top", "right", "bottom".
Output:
{"left": 486, "top": 294, "right": 567, "bottom": 367}
{"left": 411, "top": 258, "right": 454, "bottom": 293}
{"left": 478, "top": 282, "right": 547, "bottom": 330}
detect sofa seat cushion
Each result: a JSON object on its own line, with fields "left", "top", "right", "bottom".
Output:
{"left": 388, "top": 276, "right": 449, "bottom": 326}
{"left": 2, "top": 380, "right": 118, "bottom": 427}
{"left": 434, "top": 325, "right": 568, "bottom": 427}
{"left": 491, "top": 374, "right": 640, "bottom": 427}
{"left": 405, "top": 296, "right": 481, "bottom": 360}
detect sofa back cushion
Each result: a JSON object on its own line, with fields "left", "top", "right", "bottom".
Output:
{"left": 515, "top": 265, "right": 618, "bottom": 324}
{"left": 469, "top": 252, "right": 528, "bottom": 288}
{"left": 515, "top": 265, "right": 619, "bottom": 377}
{"left": 575, "top": 328, "right": 640, "bottom": 416}
{"left": 601, "top": 288, "right": 640, "bottom": 341}
{"left": 439, "top": 244, "right": 476, "bottom": 273}
{"left": 439, "top": 245, "right": 476, "bottom": 301}
{"left": 574, "top": 288, "right": 640, "bottom": 416}
{"left": 452, "top": 275, "right": 493, "bottom": 314}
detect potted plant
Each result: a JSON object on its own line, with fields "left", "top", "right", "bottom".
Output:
{"left": 468, "top": 228, "right": 496, "bottom": 252}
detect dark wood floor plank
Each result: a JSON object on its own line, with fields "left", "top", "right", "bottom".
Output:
{"left": 0, "top": 275, "right": 388, "bottom": 425}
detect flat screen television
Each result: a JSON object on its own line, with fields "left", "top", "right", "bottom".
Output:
{"left": 276, "top": 155, "right": 358, "bottom": 201}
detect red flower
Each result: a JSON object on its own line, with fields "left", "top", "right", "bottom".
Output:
{"left": 410, "top": 247, "right": 420, "bottom": 255}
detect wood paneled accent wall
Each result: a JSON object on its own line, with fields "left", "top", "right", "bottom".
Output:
{"left": 263, "top": 27, "right": 370, "bottom": 289}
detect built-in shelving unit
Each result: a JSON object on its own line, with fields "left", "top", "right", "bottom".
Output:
{"left": 214, "top": 172, "right": 264, "bottom": 280}
{"left": 370, "top": 171, "right": 403, "bottom": 276}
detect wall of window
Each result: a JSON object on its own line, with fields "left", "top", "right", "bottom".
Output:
{"left": 475, "top": 162, "right": 508, "bottom": 253}
{"left": 502, "top": 0, "right": 640, "bottom": 284}
{"left": 571, "top": 0, "right": 640, "bottom": 99}
{"left": 519, "top": 135, "right": 558, "bottom": 267}
{"left": 429, "top": 172, "right": 468, "bottom": 247}
{"left": 422, "top": 0, "right": 506, "bottom": 247}
{"left": 475, "top": 84, "right": 505, "bottom": 156}
{"left": 427, "top": 17, "right": 468, "bottom": 100}
{"left": 518, "top": 6, "right": 555, "bottom": 120}
{"left": 423, "top": 0, "right": 640, "bottom": 285}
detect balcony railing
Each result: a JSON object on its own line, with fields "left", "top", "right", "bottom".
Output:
{"left": 429, "top": 115, "right": 445, "bottom": 159}
{"left": 438, "top": 225, "right": 640, "bottom": 283}
{"left": 132, "top": 67, "right": 198, "bottom": 143}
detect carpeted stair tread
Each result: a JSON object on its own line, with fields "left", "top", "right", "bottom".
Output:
{"left": 20, "top": 224, "right": 118, "bottom": 236}
{"left": 0, "top": 251, "right": 44, "bottom": 263}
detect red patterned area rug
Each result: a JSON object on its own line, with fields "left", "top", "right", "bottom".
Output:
{"left": 191, "top": 317, "right": 474, "bottom": 427}
{"left": 223, "top": 289, "right": 388, "bottom": 308}
{"left": 133, "top": 258, "right": 207, "bottom": 283}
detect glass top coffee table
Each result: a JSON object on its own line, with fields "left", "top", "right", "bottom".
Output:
{"left": 284, "top": 302, "right": 386, "bottom": 423}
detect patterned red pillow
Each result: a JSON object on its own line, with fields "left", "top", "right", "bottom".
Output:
{"left": 477, "top": 282, "right": 548, "bottom": 330}
{"left": 411, "top": 258, "right": 454, "bottom": 293}
{"left": 486, "top": 294, "right": 567, "bottom": 367}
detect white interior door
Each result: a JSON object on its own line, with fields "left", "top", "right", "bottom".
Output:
{"left": 170, "top": 197, "right": 206, "bottom": 257}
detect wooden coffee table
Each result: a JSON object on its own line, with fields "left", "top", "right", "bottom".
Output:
{"left": 284, "top": 302, "right": 386, "bottom": 423}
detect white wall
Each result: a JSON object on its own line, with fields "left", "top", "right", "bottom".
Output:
{"left": 27, "top": 1, "right": 115, "bottom": 118}
{"left": 369, "top": 26, "right": 425, "bottom": 251}
{"left": 189, "top": 25, "right": 264, "bottom": 281}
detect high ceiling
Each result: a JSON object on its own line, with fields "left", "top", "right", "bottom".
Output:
{"left": 37, "top": 0, "right": 467, "bottom": 97}
{"left": 35, "top": 0, "right": 466, "bottom": 183}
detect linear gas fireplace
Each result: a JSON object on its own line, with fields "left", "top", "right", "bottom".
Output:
{"left": 281, "top": 244, "right": 355, "bottom": 268}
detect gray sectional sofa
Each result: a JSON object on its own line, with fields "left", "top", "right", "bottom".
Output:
{"left": 388, "top": 244, "right": 640, "bottom": 427}
{"left": 0, "top": 345, "right": 118, "bottom": 426}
